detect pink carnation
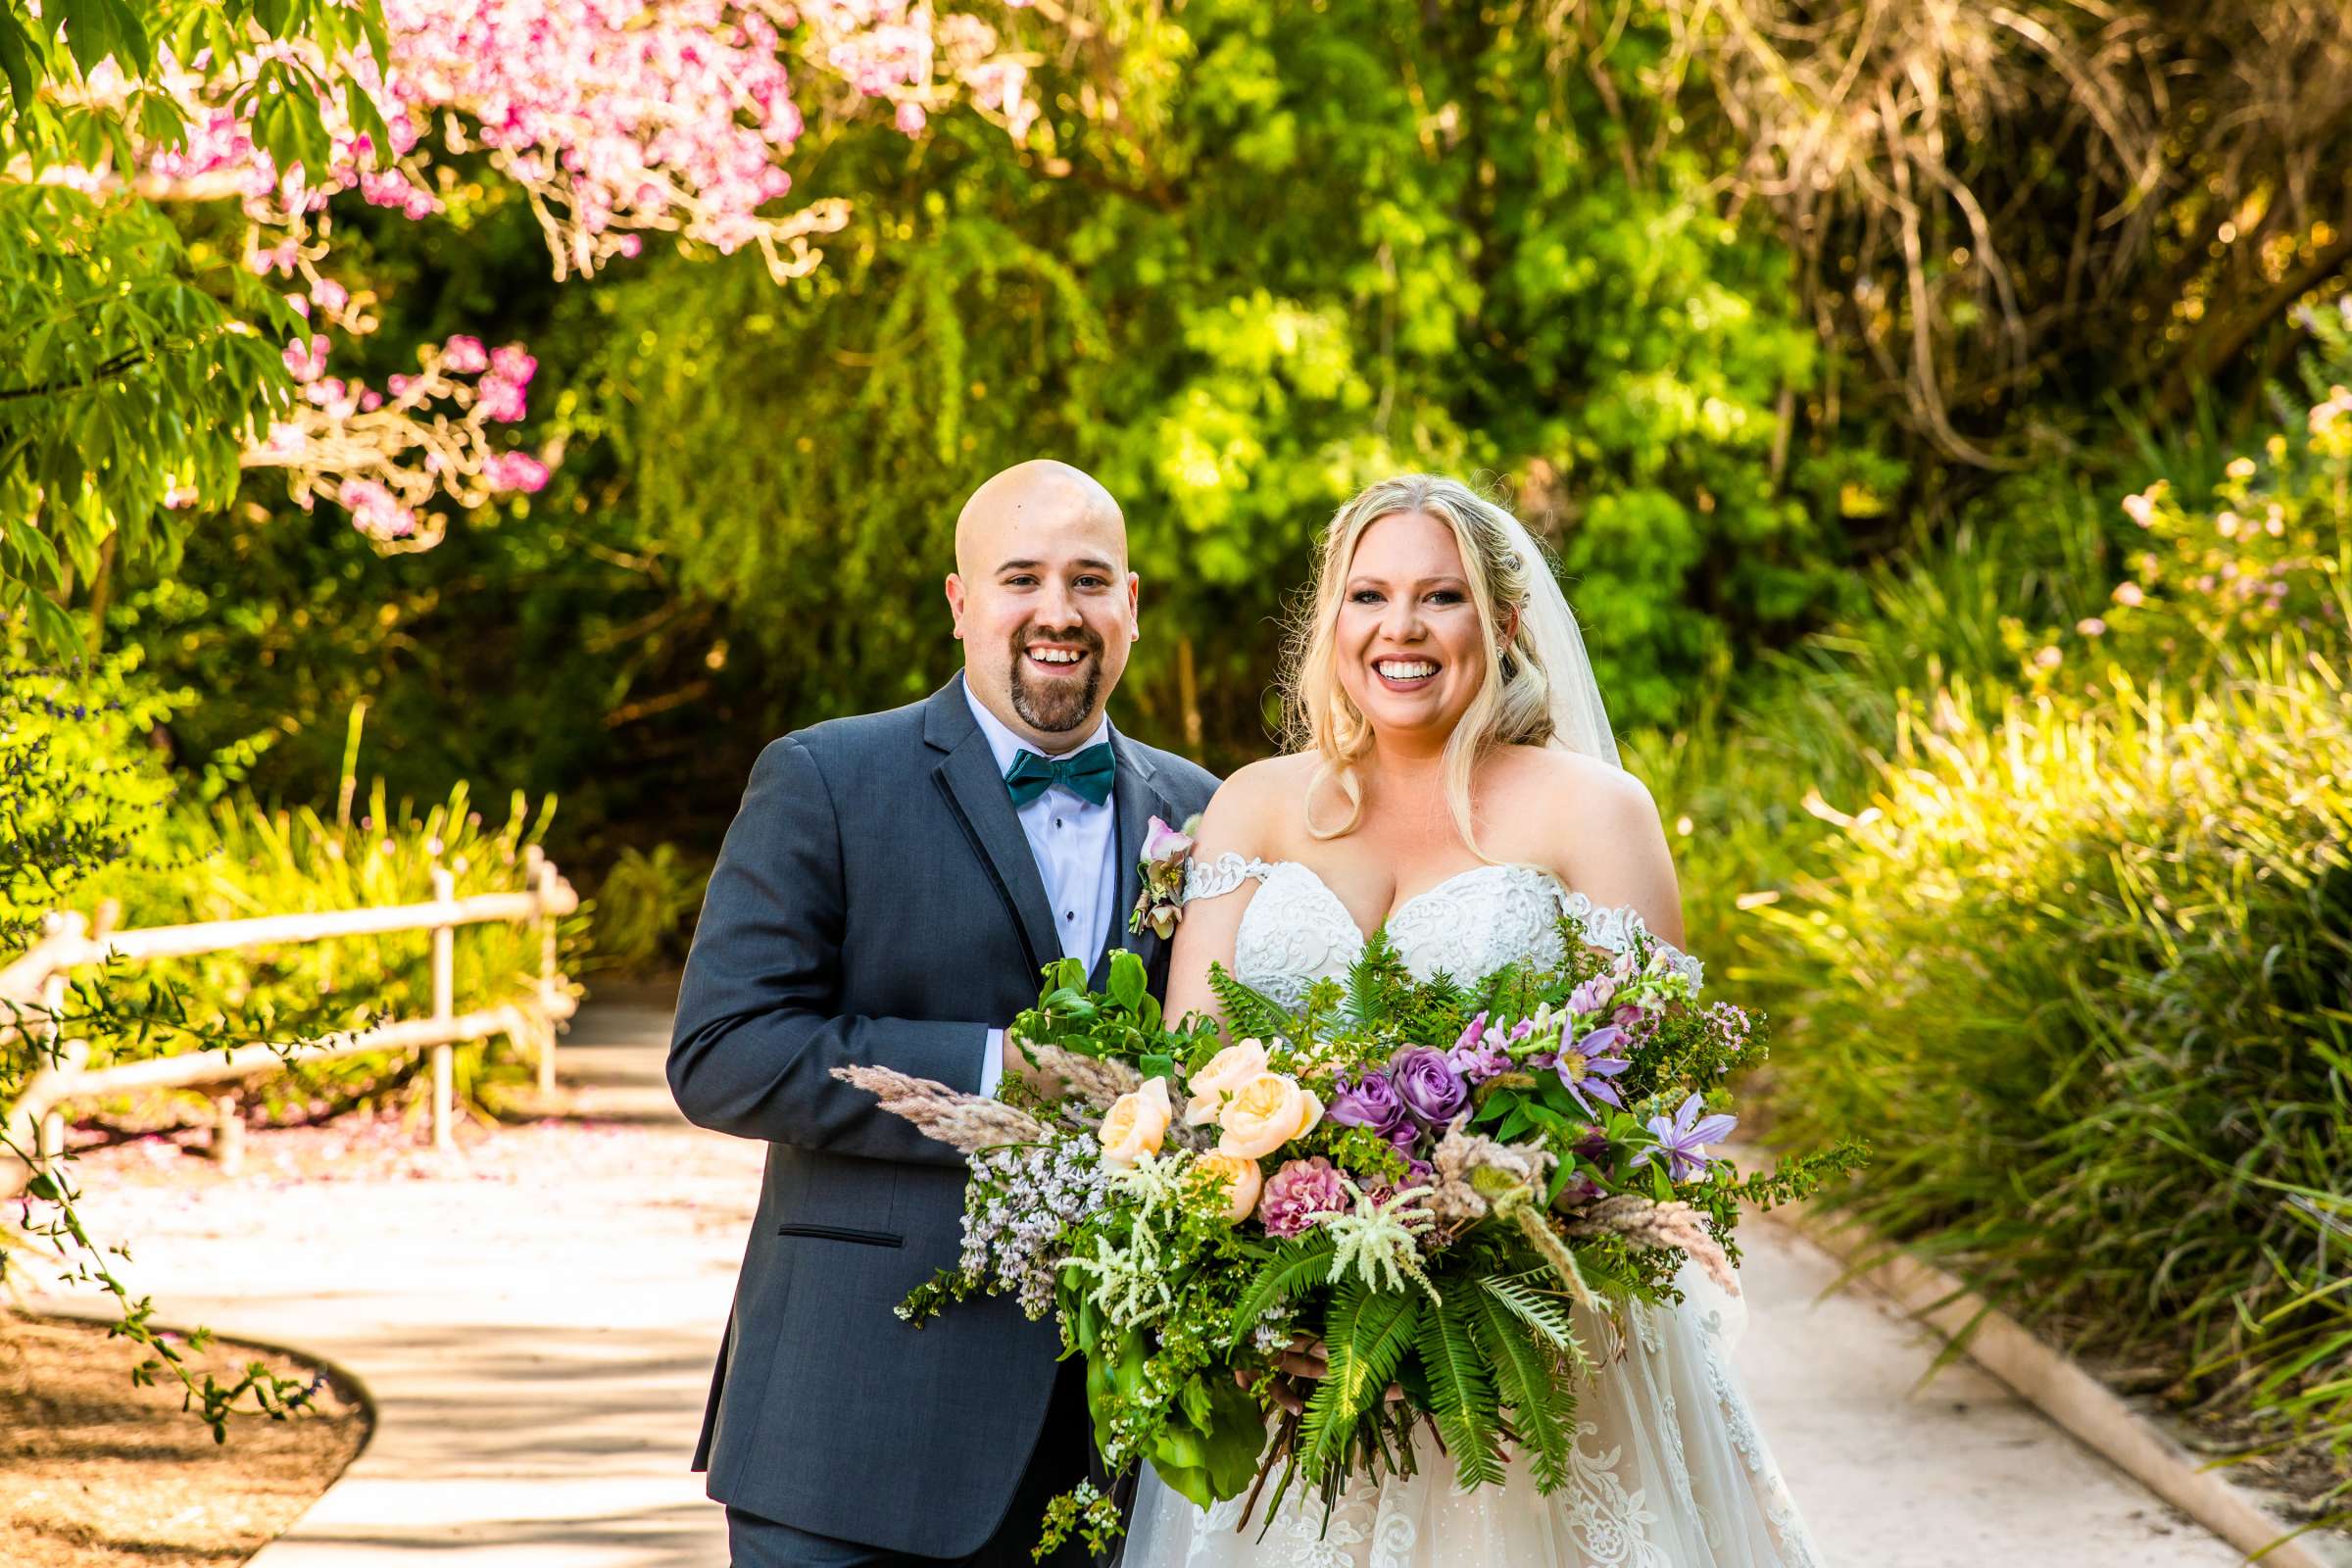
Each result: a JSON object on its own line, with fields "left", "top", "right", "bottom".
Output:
{"left": 1256, "top": 1156, "right": 1351, "bottom": 1239}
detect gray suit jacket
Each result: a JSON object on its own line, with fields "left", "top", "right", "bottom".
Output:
{"left": 669, "top": 674, "right": 1219, "bottom": 1555}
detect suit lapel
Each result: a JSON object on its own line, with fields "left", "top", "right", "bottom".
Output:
{"left": 1096, "top": 730, "right": 1179, "bottom": 986}
{"left": 924, "top": 678, "right": 1062, "bottom": 983}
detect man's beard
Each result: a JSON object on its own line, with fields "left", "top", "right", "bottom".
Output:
{"left": 1008, "top": 626, "right": 1104, "bottom": 735}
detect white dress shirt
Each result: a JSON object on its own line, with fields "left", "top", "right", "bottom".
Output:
{"left": 965, "top": 682, "right": 1120, "bottom": 1097}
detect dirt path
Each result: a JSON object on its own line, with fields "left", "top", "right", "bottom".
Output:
{"left": 27, "top": 999, "right": 2245, "bottom": 1566}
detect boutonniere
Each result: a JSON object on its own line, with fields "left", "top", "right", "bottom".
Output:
{"left": 1128, "top": 812, "right": 1200, "bottom": 940}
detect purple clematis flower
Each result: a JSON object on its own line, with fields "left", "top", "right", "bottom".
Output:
{"left": 1632, "top": 1093, "right": 1739, "bottom": 1182}
{"left": 1330, "top": 1070, "right": 1410, "bottom": 1138}
{"left": 1553, "top": 1024, "right": 1633, "bottom": 1118}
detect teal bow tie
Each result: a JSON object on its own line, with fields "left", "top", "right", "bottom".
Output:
{"left": 1004, "top": 742, "right": 1116, "bottom": 807}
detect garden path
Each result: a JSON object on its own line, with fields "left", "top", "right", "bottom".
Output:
{"left": 29, "top": 995, "right": 2245, "bottom": 1567}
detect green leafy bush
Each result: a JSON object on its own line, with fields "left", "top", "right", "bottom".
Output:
{"left": 587, "top": 842, "right": 708, "bottom": 977}
{"left": 1722, "top": 314, "right": 2352, "bottom": 1505}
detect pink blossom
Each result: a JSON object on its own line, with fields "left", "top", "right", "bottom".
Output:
{"left": 475, "top": 374, "right": 527, "bottom": 422}
{"left": 282, "top": 334, "right": 328, "bottom": 382}
{"left": 313, "top": 277, "right": 350, "bottom": 312}
{"left": 489, "top": 344, "right": 537, "bottom": 385}
{"left": 896, "top": 100, "right": 928, "bottom": 135}
{"left": 339, "top": 478, "right": 417, "bottom": 541}
{"left": 486, "top": 451, "right": 551, "bottom": 493}
{"left": 442, "top": 334, "right": 490, "bottom": 373}
{"left": 1256, "top": 1156, "right": 1351, "bottom": 1238}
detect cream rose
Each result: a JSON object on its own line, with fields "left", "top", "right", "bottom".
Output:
{"left": 1191, "top": 1151, "right": 1264, "bottom": 1224}
{"left": 1213, "top": 1072, "right": 1325, "bottom": 1160}
{"left": 1183, "top": 1038, "right": 1271, "bottom": 1126}
{"left": 1098, "top": 1076, "right": 1173, "bottom": 1166}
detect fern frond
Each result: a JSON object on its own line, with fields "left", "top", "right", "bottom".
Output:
{"left": 1416, "top": 1290, "right": 1504, "bottom": 1488}
{"left": 1472, "top": 1287, "right": 1578, "bottom": 1493}
{"left": 1226, "top": 1235, "right": 1340, "bottom": 1346}
{"left": 1479, "top": 1272, "right": 1576, "bottom": 1351}
{"left": 1298, "top": 1281, "right": 1421, "bottom": 1477}
{"left": 1207, "top": 960, "right": 1298, "bottom": 1041}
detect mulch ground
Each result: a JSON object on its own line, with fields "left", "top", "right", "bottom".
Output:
{"left": 0, "top": 1311, "right": 370, "bottom": 1568}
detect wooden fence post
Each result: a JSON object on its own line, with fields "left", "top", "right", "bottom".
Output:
{"left": 430, "top": 863, "right": 457, "bottom": 1153}
{"left": 525, "top": 845, "right": 558, "bottom": 1094}
{"left": 212, "top": 1093, "right": 245, "bottom": 1175}
{"left": 34, "top": 969, "right": 67, "bottom": 1177}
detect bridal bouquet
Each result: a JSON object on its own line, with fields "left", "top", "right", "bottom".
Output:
{"left": 835, "top": 913, "right": 1862, "bottom": 1556}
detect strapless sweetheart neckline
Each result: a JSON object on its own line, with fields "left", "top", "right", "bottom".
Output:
{"left": 1183, "top": 852, "right": 1706, "bottom": 1008}
{"left": 1251, "top": 858, "right": 1570, "bottom": 949}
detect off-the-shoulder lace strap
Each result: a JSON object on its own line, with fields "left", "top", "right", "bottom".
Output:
{"left": 1556, "top": 885, "right": 1707, "bottom": 991}
{"left": 1183, "top": 851, "right": 1278, "bottom": 903}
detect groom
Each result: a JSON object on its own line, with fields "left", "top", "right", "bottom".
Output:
{"left": 668, "top": 460, "right": 1218, "bottom": 1566}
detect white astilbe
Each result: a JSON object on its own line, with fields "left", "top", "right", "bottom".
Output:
{"left": 1323, "top": 1178, "right": 1439, "bottom": 1300}
{"left": 830, "top": 1063, "right": 1046, "bottom": 1152}
{"left": 1060, "top": 1150, "right": 1195, "bottom": 1329}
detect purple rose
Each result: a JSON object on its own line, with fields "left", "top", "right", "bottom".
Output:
{"left": 1390, "top": 1047, "right": 1469, "bottom": 1125}
{"left": 1329, "top": 1070, "right": 1410, "bottom": 1137}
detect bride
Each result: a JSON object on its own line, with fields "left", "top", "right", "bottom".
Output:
{"left": 1119, "top": 474, "right": 1824, "bottom": 1568}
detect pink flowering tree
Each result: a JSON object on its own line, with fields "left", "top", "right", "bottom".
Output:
{"left": 0, "top": 0, "right": 1043, "bottom": 642}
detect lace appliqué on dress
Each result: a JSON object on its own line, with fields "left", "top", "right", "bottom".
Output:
{"left": 1555, "top": 888, "right": 1706, "bottom": 992}
{"left": 1184, "top": 851, "right": 1276, "bottom": 905}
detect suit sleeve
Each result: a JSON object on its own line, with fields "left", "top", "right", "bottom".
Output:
{"left": 666, "top": 733, "right": 988, "bottom": 1166}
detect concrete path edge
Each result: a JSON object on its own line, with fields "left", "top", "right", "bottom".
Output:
{"left": 1752, "top": 1183, "right": 2348, "bottom": 1568}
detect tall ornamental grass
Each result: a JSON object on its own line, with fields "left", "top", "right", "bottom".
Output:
{"left": 1752, "top": 657, "right": 2349, "bottom": 1484}
{"left": 1717, "top": 307, "right": 2352, "bottom": 1505}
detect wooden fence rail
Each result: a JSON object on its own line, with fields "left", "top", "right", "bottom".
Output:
{"left": 2, "top": 846, "right": 579, "bottom": 1184}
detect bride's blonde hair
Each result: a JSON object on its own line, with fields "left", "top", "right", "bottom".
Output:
{"left": 1280, "top": 474, "right": 1580, "bottom": 856}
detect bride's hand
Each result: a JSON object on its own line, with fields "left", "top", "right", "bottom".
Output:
{"left": 1236, "top": 1336, "right": 1403, "bottom": 1410}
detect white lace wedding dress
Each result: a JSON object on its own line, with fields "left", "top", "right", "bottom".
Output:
{"left": 1119, "top": 856, "right": 1825, "bottom": 1568}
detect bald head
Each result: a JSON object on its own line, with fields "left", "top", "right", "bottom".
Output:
{"left": 954, "top": 459, "right": 1125, "bottom": 578}
{"left": 946, "top": 460, "right": 1139, "bottom": 753}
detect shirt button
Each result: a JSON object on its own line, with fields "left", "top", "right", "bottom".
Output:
{"left": 1055, "top": 817, "right": 1064, "bottom": 828}
{"left": 1064, "top": 910, "right": 1075, "bottom": 921}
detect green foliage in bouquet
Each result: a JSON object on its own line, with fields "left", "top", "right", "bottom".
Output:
{"left": 854, "top": 921, "right": 1865, "bottom": 1555}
